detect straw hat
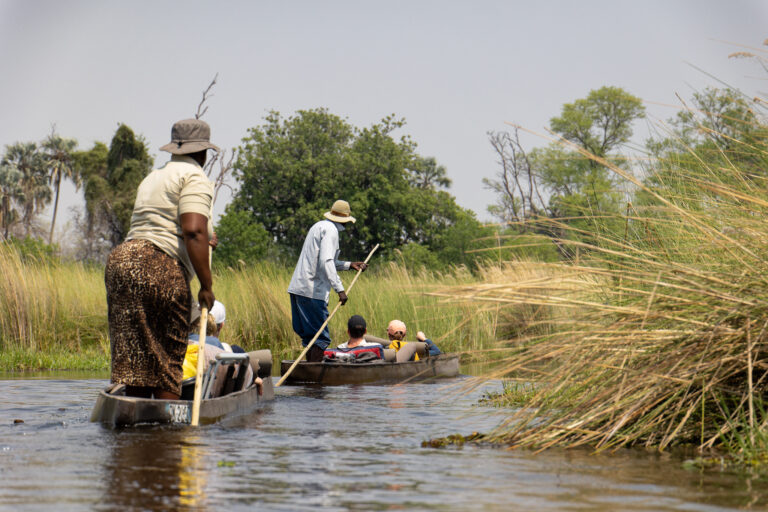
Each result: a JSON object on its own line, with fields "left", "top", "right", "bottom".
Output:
{"left": 324, "top": 200, "right": 356, "bottom": 224}
{"left": 160, "top": 118, "right": 220, "bottom": 155}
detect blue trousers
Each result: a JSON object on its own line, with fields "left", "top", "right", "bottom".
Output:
{"left": 290, "top": 293, "right": 332, "bottom": 350}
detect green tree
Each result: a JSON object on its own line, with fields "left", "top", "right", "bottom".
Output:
{"left": 72, "top": 125, "right": 152, "bottom": 256}
{"left": 73, "top": 142, "right": 111, "bottom": 260}
{"left": 543, "top": 86, "right": 643, "bottom": 219}
{"left": 229, "top": 109, "right": 472, "bottom": 261}
{"left": 428, "top": 210, "right": 489, "bottom": 269}
{"left": 640, "top": 87, "right": 768, "bottom": 213}
{"left": 550, "top": 86, "right": 645, "bottom": 158}
{"left": 0, "top": 163, "right": 24, "bottom": 239}
{"left": 2, "top": 142, "right": 50, "bottom": 237}
{"left": 486, "top": 86, "right": 645, "bottom": 255}
{"left": 407, "top": 156, "right": 451, "bottom": 190}
{"left": 670, "top": 87, "right": 760, "bottom": 149}
{"left": 104, "top": 124, "right": 153, "bottom": 246}
{"left": 214, "top": 207, "right": 270, "bottom": 267}
{"left": 531, "top": 144, "right": 623, "bottom": 221}
{"left": 42, "top": 132, "right": 79, "bottom": 244}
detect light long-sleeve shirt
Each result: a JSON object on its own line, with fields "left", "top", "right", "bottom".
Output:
{"left": 287, "top": 219, "right": 351, "bottom": 302}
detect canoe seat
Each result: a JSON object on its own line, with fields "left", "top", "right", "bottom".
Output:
{"left": 395, "top": 342, "right": 428, "bottom": 362}
{"left": 364, "top": 334, "right": 389, "bottom": 346}
{"left": 247, "top": 349, "right": 272, "bottom": 378}
{"left": 180, "top": 353, "right": 253, "bottom": 400}
{"left": 383, "top": 348, "right": 396, "bottom": 362}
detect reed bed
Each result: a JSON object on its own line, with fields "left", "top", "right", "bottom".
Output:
{"left": 211, "top": 261, "right": 500, "bottom": 361}
{"left": 0, "top": 247, "right": 108, "bottom": 355}
{"left": 0, "top": 253, "right": 502, "bottom": 369}
{"left": 449, "top": 116, "right": 768, "bottom": 455}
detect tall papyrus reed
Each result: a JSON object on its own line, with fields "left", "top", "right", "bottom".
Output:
{"left": 445, "top": 98, "right": 768, "bottom": 452}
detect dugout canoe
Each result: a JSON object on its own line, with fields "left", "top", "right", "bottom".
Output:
{"left": 279, "top": 354, "right": 460, "bottom": 386}
{"left": 91, "top": 350, "right": 274, "bottom": 427}
{"left": 90, "top": 378, "right": 274, "bottom": 427}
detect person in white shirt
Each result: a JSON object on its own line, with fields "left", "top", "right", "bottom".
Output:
{"left": 287, "top": 200, "right": 367, "bottom": 361}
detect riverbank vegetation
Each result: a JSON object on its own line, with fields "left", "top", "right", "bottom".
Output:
{"left": 454, "top": 68, "right": 768, "bottom": 462}
{"left": 0, "top": 241, "right": 507, "bottom": 371}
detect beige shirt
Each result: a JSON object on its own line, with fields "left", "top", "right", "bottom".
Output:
{"left": 126, "top": 155, "right": 213, "bottom": 280}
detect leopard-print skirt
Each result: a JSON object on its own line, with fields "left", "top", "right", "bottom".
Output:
{"left": 105, "top": 239, "right": 191, "bottom": 394}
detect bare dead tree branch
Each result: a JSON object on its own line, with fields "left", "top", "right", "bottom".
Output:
{"left": 489, "top": 132, "right": 520, "bottom": 221}
{"left": 192, "top": 73, "right": 236, "bottom": 209}
{"left": 195, "top": 73, "right": 218, "bottom": 120}
{"left": 513, "top": 129, "right": 546, "bottom": 215}
{"left": 486, "top": 129, "right": 550, "bottom": 224}
{"left": 208, "top": 148, "right": 236, "bottom": 205}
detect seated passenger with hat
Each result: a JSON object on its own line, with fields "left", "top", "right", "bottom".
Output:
{"left": 383, "top": 319, "right": 442, "bottom": 361}
{"left": 183, "top": 302, "right": 260, "bottom": 396}
{"left": 337, "top": 315, "right": 382, "bottom": 349}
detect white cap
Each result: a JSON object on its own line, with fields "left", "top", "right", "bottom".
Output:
{"left": 210, "top": 300, "right": 226, "bottom": 325}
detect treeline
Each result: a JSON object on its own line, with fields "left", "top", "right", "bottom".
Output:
{"left": 482, "top": 85, "right": 767, "bottom": 259}
{"left": 1, "top": 111, "right": 558, "bottom": 270}
{"left": 0, "top": 125, "right": 152, "bottom": 262}
{"left": 3, "top": 84, "right": 760, "bottom": 272}
{"left": 215, "top": 109, "right": 559, "bottom": 269}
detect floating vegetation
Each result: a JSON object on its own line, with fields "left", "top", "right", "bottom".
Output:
{"left": 422, "top": 432, "right": 484, "bottom": 448}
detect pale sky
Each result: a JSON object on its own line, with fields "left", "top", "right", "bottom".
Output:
{"left": 1, "top": 0, "right": 766, "bottom": 241}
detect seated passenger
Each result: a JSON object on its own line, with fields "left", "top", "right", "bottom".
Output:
{"left": 337, "top": 315, "right": 382, "bottom": 349}
{"left": 385, "top": 319, "right": 442, "bottom": 361}
{"left": 187, "top": 300, "right": 245, "bottom": 353}
{"left": 183, "top": 305, "right": 260, "bottom": 396}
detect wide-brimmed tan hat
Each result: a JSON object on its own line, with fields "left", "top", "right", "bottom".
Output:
{"left": 324, "top": 199, "right": 356, "bottom": 224}
{"left": 160, "top": 118, "right": 220, "bottom": 155}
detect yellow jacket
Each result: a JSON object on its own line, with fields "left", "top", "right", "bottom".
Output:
{"left": 182, "top": 344, "right": 202, "bottom": 380}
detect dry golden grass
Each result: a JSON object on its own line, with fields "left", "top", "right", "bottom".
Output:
{"left": 450, "top": 99, "right": 768, "bottom": 455}
{"left": 212, "top": 261, "right": 501, "bottom": 361}
{"left": 0, "top": 249, "right": 108, "bottom": 355}
{"left": 0, "top": 253, "right": 507, "bottom": 368}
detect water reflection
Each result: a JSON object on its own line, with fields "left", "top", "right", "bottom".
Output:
{"left": 102, "top": 428, "right": 208, "bottom": 510}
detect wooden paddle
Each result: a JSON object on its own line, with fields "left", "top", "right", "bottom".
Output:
{"left": 276, "top": 243, "right": 379, "bottom": 387}
{"left": 190, "top": 306, "right": 209, "bottom": 426}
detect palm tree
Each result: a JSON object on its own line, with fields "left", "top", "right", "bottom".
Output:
{"left": 0, "top": 163, "right": 25, "bottom": 239}
{"left": 42, "top": 132, "right": 79, "bottom": 244}
{"left": 2, "top": 142, "right": 50, "bottom": 236}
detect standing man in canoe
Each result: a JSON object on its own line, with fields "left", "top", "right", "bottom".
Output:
{"left": 288, "top": 200, "right": 368, "bottom": 361}
{"left": 105, "top": 118, "right": 217, "bottom": 400}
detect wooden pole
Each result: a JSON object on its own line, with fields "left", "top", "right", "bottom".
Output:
{"left": 276, "top": 243, "right": 379, "bottom": 387}
{"left": 190, "top": 307, "right": 209, "bottom": 426}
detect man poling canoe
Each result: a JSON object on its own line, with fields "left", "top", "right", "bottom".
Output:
{"left": 278, "top": 243, "right": 379, "bottom": 387}
{"left": 286, "top": 200, "right": 369, "bottom": 362}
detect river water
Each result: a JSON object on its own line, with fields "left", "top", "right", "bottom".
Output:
{"left": 0, "top": 372, "right": 766, "bottom": 511}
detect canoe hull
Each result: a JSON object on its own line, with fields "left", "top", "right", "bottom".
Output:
{"left": 90, "top": 377, "right": 275, "bottom": 427}
{"left": 280, "top": 354, "right": 460, "bottom": 385}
